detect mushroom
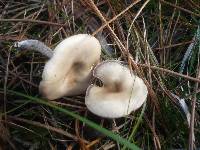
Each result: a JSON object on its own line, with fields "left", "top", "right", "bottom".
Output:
{"left": 85, "top": 60, "right": 148, "bottom": 118}
{"left": 39, "top": 34, "right": 101, "bottom": 100}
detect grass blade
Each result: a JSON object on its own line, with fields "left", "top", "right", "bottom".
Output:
{"left": 6, "top": 89, "right": 140, "bottom": 150}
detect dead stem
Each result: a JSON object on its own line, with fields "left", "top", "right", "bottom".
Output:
{"left": 92, "top": 0, "right": 141, "bottom": 36}
{"left": 160, "top": 0, "right": 200, "bottom": 17}
{"left": 138, "top": 63, "right": 200, "bottom": 83}
{"left": 189, "top": 50, "right": 200, "bottom": 150}
{"left": 6, "top": 116, "right": 87, "bottom": 143}
{"left": 0, "top": 19, "right": 68, "bottom": 27}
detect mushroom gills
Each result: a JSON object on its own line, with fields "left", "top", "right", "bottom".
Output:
{"left": 85, "top": 60, "right": 148, "bottom": 118}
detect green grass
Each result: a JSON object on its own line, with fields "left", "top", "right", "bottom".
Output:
{"left": 4, "top": 89, "right": 140, "bottom": 150}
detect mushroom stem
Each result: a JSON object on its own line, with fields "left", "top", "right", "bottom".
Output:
{"left": 14, "top": 40, "right": 53, "bottom": 58}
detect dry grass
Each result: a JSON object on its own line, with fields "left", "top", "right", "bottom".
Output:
{"left": 0, "top": 0, "right": 200, "bottom": 149}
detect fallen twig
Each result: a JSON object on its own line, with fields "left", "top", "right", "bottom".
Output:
{"left": 0, "top": 19, "right": 67, "bottom": 27}
{"left": 138, "top": 63, "right": 200, "bottom": 83}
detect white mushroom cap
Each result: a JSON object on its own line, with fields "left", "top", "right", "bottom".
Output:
{"left": 39, "top": 34, "right": 101, "bottom": 100}
{"left": 85, "top": 60, "right": 148, "bottom": 118}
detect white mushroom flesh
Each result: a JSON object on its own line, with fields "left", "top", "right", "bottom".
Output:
{"left": 85, "top": 60, "right": 148, "bottom": 118}
{"left": 39, "top": 34, "right": 101, "bottom": 100}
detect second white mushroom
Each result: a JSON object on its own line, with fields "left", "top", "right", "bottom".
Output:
{"left": 85, "top": 60, "right": 148, "bottom": 118}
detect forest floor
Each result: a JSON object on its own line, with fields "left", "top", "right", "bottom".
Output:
{"left": 0, "top": 0, "right": 200, "bottom": 149}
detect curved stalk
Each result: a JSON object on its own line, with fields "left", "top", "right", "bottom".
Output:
{"left": 14, "top": 40, "right": 53, "bottom": 58}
